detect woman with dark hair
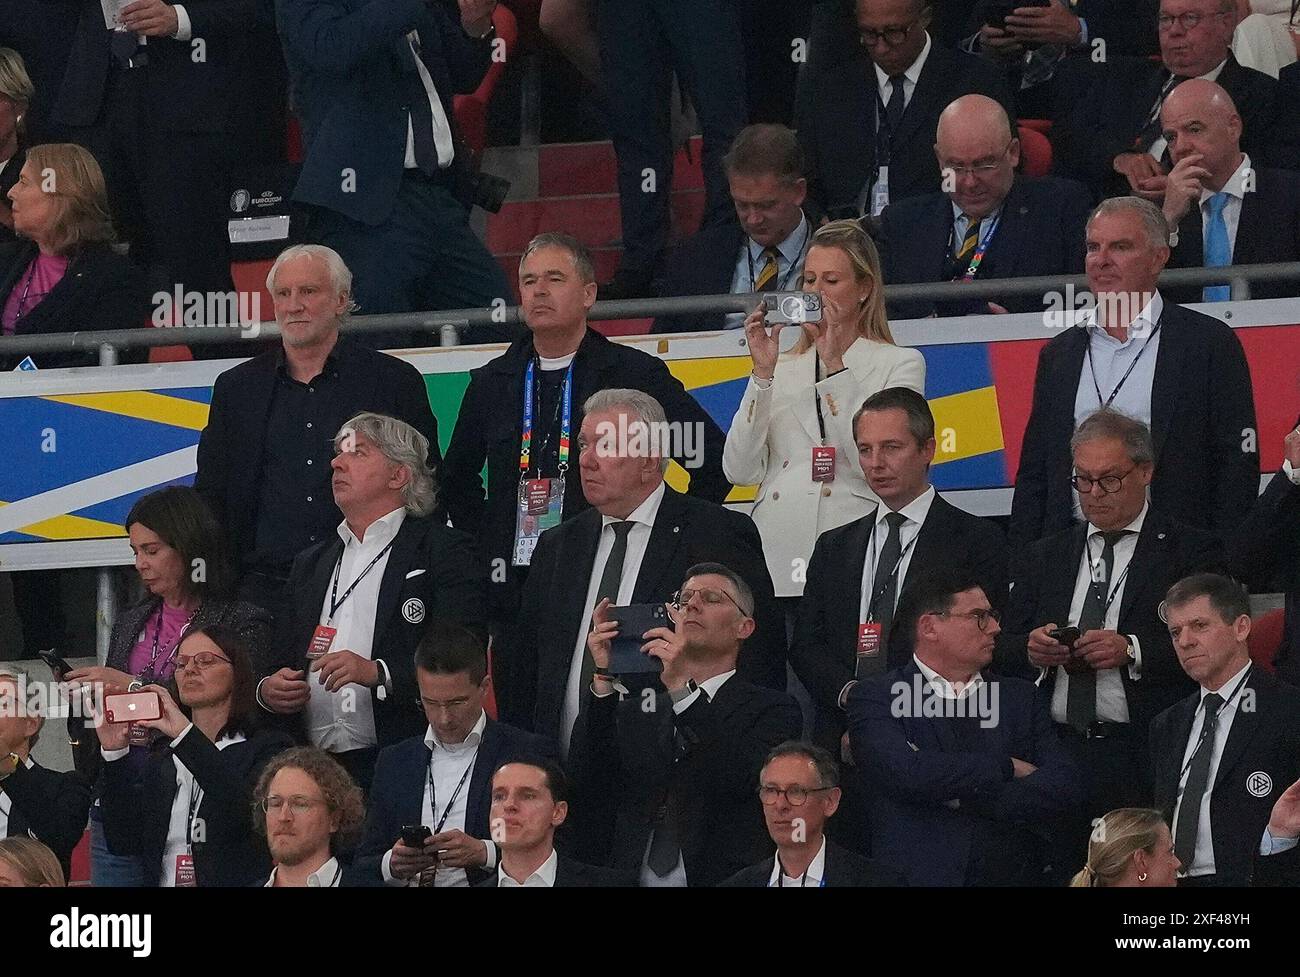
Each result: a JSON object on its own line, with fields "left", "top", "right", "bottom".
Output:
{"left": 97, "top": 626, "right": 293, "bottom": 887}
{"left": 65, "top": 484, "right": 272, "bottom": 886}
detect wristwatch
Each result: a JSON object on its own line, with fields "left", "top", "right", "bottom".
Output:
{"left": 1124, "top": 636, "right": 1136, "bottom": 664}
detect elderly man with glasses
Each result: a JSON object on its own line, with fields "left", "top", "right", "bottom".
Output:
{"left": 997, "top": 408, "right": 1225, "bottom": 883}
{"left": 569, "top": 562, "right": 801, "bottom": 887}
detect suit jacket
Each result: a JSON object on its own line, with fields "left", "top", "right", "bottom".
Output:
{"left": 847, "top": 661, "right": 1083, "bottom": 886}
{"left": 1051, "top": 54, "right": 1277, "bottom": 192}
{"left": 1262, "top": 61, "right": 1300, "bottom": 171}
{"left": 791, "top": 493, "right": 1009, "bottom": 753}
{"left": 650, "top": 217, "right": 749, "bottom": 335}
{"left": 267, "top": 513, "right": 486, "bottom": 747}
{"left": 516, "top": 486, "right": 785, "bottom": 739}
{"left": 569, "top": 673, "right": 802, "bottom": 886}
{"left": 0, "top": 240, "right": 149, "bottom": 370}
{"left": 1150, "top": 667, "right": 1300, "bottom": 886}
{"left": 440, "top": 327, "right": 731, "bottom": 617}
{"left": 44, "top": 0, "right": 259, "bottom": 133}
{"left": 277, "top": 0, "right": 490, "bottom": 225}
{"left": 472, "top": 853, "right": 640, "bottom": 887}
{"left": 879, "top": 176, "right": 1092, "bottom": 318}
{"left": 349, "top": 716, "right": 556, "bottom": 885}
{"left": 717, "top": 838, "right": 904, "bottom": 886}
{"left": 193, "top": 336, "right": 441, "bottom": 576}
{"left": 723, "top": 339, "right": 927, "bottom": 597}
{"left": 101, "top": 724, "right": 293, "bottom": 887}
{"left": 996, "top": 507, "right": 1224, "bottom": 732}
{"left": 0, "top": 759, "right": 92, "bottom": 880}
{"left": 1166, "top": 165, "right": 1300, "bottom": 302}
{"left": 795, "top": 38, "right": 1015, "bottom": 219}
{"left": 1007, "top": 300, "right": 1258, "bottom": 550}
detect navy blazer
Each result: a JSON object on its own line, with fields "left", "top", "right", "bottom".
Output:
{"left": 277, "top": 0, "right": 491, "bottom": 225}
{"left": 650, "top": 217, "right": 749, "bottom": 335}
{"left": 847, "top": 661, "right": 1082, "bottom": 886}
{"left": 349, "top": 716, "right": 556, "bottom": 885}
{"left": 879, "top": 176, "right": 1092, "bottom": 318}
{"left": 0, "top": 759, "right": 92, "bottom": 881}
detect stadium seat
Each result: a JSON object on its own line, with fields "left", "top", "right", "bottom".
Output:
{"left": 453, "top": 3, "right": 520, "bottom": 157}
{"left": 1017, "top": 123, "right": 1052, "bottom": 177}
{"left": 1247, "top": 607, "right": 1285, "bottom": 674}
{"left": 1018, "top": 118, "right": 1052, "bottom": 135}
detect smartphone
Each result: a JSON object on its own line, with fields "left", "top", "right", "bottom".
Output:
{"left": 607, "top": 603, "right": 669, "bottom": 675}
{"left": 984, "top": 0, "right": 1049, "bottom": 30}
{"left": 762, "top": 291, "right": 823, "bottom": 324}
{"left": 1047, "top": 626, "right": 1081, "bottom": 648}
{"left": 401, "top": 825, "right": 432, "bottom": 848}
{"left": 103, "top": 691, "right": 162, "bottom": 724}
{"left": 38, "top": 651, "right": 73, "bottom": 681}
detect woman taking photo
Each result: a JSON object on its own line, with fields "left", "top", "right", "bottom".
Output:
{"left": 724, "top": 219, "right": 926, "bottom": 602}
{"left": 66, "top": 485, "right": 272, "bottom": 886}
{"left": 1070, "top": 808, "right": 1181, "bottom": 887}
{"left": 98, "top": 625, "right": 293, "bottom": 887}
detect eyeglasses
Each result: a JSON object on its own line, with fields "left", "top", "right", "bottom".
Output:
{"left": 1070, "top": 466, "right": 1137, "bottom": 495}
{"left": 941, "top": 139, "right": 1015, "bottom": 179}
{"left": 859, "top": 20, "right": 917, "bottom": 47}
{"left": 260, "top": 795, "right": 329, "bottom": 815}
{"left": 671, "top": 587, "right": 748, "bottom": 615}
{"left": 1157, "top": 11, "right": 1228, "bottom": 31}
{"left": 758, "top": 785, "right": 836, "bottom": 806}
{"left": 174, "top": 652, "right": 231, "bottom": 672}
{"left": 933, "top": 608, "right": 1000, "bottom": 631}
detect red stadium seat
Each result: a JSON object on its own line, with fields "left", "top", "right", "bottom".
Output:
{"left": 1018, "top": 118, "right": 1052, "bottom": 135}
{"left": 1017, "top": 123, "right": 1052, "bottom": 177}
{"left": 1248, "top": 607, "right": 1285, "bottom": 674}
{"left": 453, "top": 4, "right": 520, "bottom": 157}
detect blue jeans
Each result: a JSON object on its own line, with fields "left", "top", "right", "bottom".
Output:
{"left": 89, "top": 806, "right": 146, "bottom": 887}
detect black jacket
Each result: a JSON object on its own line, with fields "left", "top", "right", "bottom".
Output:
{"left": 718, "top": 838, "right": 904, "bottom": 887}
{"left": 516, "top": 486, "right": 786, "bottom": 739}
{"left": 267, "top": 512, "right": 486, "bottom": 748}
{"left": 791, "top": 493, "right": 1009, "bottom": 753}
{"left": 1008, "top": 301, "right": 1258, "bottom": 550}
{"left": 1263, "top": 61, "right": 1300, "bottom": 171}
{"left": 1150, "top": 667, "right": 1300, "bottom": 886}
{"left": 0, "top": 758, "right": 92, "bottom": 880}
{"left": 101, "top": 723, "right": 293, "bottom": 887}
{"left": 0, "top": 239, "right": 149, "bottom": 370}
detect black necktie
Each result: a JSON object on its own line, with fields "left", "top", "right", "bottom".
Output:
{"left": 860, "top": 512, "right": 907, "bottom": 677}
{"left": 583, "top": 521, "right": 633, "bottom": 690}
{"left": 110, "top": 28, "right": 142, "bottom": 68}
{"left": 876, "top": 73, "right": 907, "bottom": 167}
{"left": 1173, "top": 692, "right": 1223, "bottom": 870}
{"left": 1066, "top": 530, "right": 1127, "bottom": 731}
{"left": 404, "top": 35, "right": 440, "bottom": 176}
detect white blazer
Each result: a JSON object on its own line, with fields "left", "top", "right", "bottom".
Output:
{"left": 723, "top": 337, "right": 926, "bottom": 597}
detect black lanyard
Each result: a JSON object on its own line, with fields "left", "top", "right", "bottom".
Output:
{"left": 747, "top": 220, "right": 810, "bottom": 293}
{"left": 1176, "top": 666, "right": 1253, "bottom": 785}
{"left": 328, "top": 539, "right": 396, "bottom": 621}
{"left": 427, "top": 745, "right": 479, "bottom": 834}
{"left": 1086, "top": 321, "right": 1161, "bottom": 410}
{"left": 774, "top": 856, "right": 826, "bottom": 887}
{"left": 814, "top": 353, "right": 829, "bottom": 443}
{"left": 863, "top": 526, "right": 919, "bottom": 622}
{"left": 1084, "top": 533, "right": 1134, "bottom": 622}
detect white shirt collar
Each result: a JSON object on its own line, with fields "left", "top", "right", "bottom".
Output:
{"left": 1200, "top": 153, "right": 1251, "bottom": 205}
{"left": 747, "top": 213, "right": 810, "bottom": 266}
{"left": 601, "top": 481, "right": 666, "bottom": 531}
{"left": 914, "top": 654, "right": 985, "bottom": 700}
{"left": 876, "top": 484, "right": 935, "bottom": 529}
{"left": 874, "top": 31, "right": 931, "bottom": 92}
{"left": 768, "top": 835, "right": 827, "bottom": 887}
{"left": 265, "top": 856, "right": 341, "bottom": 887}
{"left": 498, "top": 848, "right": 559, "bottom": 887}
{"left": 337, "top": 505, "right": 407, "bottom": 547}
{"left": 1200, "top": 658, "right": 1252, "bottom": 703}
{"left": 1200, "top": 58, "right": 1227, "bottom": 83}
{"left": 1087, "top": 499, "right": 1148, "bottom": 539}
{"left": 424, "top": 710, "right": 487, "bottom": 754}
{"left": 1082, "top": 291, "right": 1164, "bottom": 342}
{"left": 698, "top": 669, "right": 736, "bottom": 701}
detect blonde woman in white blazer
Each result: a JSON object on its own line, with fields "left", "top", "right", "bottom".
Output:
{"left": 724, "top": 220, "right": 926, "bottom": 599}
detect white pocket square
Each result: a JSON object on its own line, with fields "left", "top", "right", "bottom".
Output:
{"left": 405, "top": 569, "right": 427, "bottom": 579}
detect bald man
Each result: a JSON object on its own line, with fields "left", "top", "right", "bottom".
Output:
{"left": 1159, "top": 78, "right": 1300, "bottom": 302}
{"left": 878, "top": 93, "right": 1091, "bottom": 318}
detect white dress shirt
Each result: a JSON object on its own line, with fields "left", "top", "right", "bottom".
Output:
{"left": 157, "top": 724, "right": 246, "bottom": 887}
{"left": 1048, "top": 502, "right": 1148, "bottom": 724}
{"left": 1197, "top": 153, "right": 1251, "bottom": 260}
{"left": 914, "top": 654, "right": 986, "bottom": 701}
{"left": 858, "top": 485, "right": 935, "bottom": 623}
{"left": 265, "top": 856, "right": 342, "bottom": 887}
{"left": 0, "top": 756, "right": 36, "bottom": 839}
{"left": 726, "top": 214, "right": 812, "bottom": 328}
{"left": 403, "top": 30, "right": 455, "bottom": 170}
{"left": 1073, "top": 291, "right": 1163, "bottom": 433}
{"left": 768, "top": 836, "right": 828, "bottom": 887}
{"left": 1149, "top": 59, "right": 1226, "bottom": 161}
{"left": 560, "top": 482, "right": 667, "bottom": 756}
{"left": 306, "top": 507, "right": 406, "bottom": 754}
{"left": 498, "top": 848, "right": 559, "bottom": 887}
{"left": 1172, "top": 659, "right": 1253, "bottom": 878}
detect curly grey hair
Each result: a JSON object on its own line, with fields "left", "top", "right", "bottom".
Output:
{"left": 334, "top": 413, "right": 438, "bottom": 517}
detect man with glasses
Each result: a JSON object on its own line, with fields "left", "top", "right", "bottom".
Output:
{"left": 720, "top": 741, "right": 901, "bottom": 886}
{"left": 255, "top": 747, "right": 364, "bottom": 887}
{"left": 795, "top": 0, "right": 1013, "bottom": 220}
{"left": 571, "top": 563, "right": 801, "bottom": 885}
{"left": 1052, "top": 0, "right": 1276, "bottom": 197}
{"left": 846, "top": 567, "right": 1081, "bottom": 885}
{"left": 999, "top": 409, "right": 1223, "bottom": 882}
{"left": 880, "top": 93, "right": 1091, "bottom": 317}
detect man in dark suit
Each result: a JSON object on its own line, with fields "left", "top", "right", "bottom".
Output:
{"left": 847, "top": 568, "right": 1083, "bottom": 885}
{"left": 1160, "top": 79, "right": 1300, "bottom": 302}
{"left": 277, "top": 0, "right": 511, "bottom": 337}
{"left": 350, "top": 625, "right": 553, "bottom": 886}
{"left": 880, "top": 93, "right": 1091, "bottom": 318}
{"left": 515, "top": 389, "right": 781, "bottom": 747}
{"left": 0, "top": 670, "right": 92, "bottom": 880}
{"left": 652, "top": 124, "right": 812, "bottom": 335}
{"left": 1150, "top": 573, "right": 1300, "bottom": 886}
{"left": 477, "top": 759, "right": 637, "bottom": 886}
{"left": 719, "top": 741, "right": 902, "bottom": 886}
{"left": 997, "top": 410, "right": 1223, "bottom": 882}
{"left": 258, "top": 412, "right": 484, "bottom": 790}
{"left": 1008, "top": 196, "right": 1258, "bottom": 550}
{"left": 795, "top": 0, "right": 1015, "bottom": 220}
{"left": 793, "top": 387, "right": 1008, "bottom": 763}
{"left": 572, "top": 563, "right": 802, "bottom": 885}
{"left": 1050, "top": 0, "right": 1276, "bottom": 197}
{"left": 195, "top": 245, "right": 441, "bottom": 610}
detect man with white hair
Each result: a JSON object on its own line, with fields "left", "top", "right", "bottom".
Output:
{"left": 259, "top": 411, "right": 486, "bottom": 790}
{"left": 196, "top": 244, "right": 442, "bottom": 613}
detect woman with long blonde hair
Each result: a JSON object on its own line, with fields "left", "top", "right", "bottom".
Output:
{"left": 1070, "top": 808, "right": 1181, "bottom": 887}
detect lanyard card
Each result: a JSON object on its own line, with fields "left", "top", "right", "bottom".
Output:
{"left": 175, "top": 853, "right": 197, "bottom": 888}
{"left": 307, "top": 624, "right": 337, "bottom": 661}
{"left": 857, "top": 622, "right": 883, "bottom": 665}
{"left": 870, "top": 166, "right": 890, "bottom": 217}
{"left": 811, "top": 445, "right": 836, "bottom": 482}
{"left": 512, "top": 475, "right": 565, "bottom": 567}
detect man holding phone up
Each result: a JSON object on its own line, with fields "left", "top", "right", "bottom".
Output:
{"left": 995, "top": 409, "right": 1223, "bottom": 882}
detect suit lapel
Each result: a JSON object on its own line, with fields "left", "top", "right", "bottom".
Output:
{"left": 1213, "top": 671, "right": 1266, "bottom": 792}
{"left": 371, "top": 520, "right": 420, "bottom": 653}
{"left": 891, "top": 45, "right": 945, "bottom": 152}
{"left": 465, "top": 719, "right": 499, "bottom": 835}
{"left": 790, "top": 350, "right": 823, "bottom": 445}
{"left": 1117, "top": 513, "right": 1165, "bottom": 624}
{"left": 631, "top": 489, "right": 688, "bottom": 602}
{"left": 981, "top": 181, "right": 1026, "bottom": 279}
{"left": 836, "top": 513, "right": 876, "bottom": 662}
{"left": 1148, "top": 308, "right": 1186, "bottom": 466}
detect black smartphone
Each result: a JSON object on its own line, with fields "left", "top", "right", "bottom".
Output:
{"left": 985, "top": 0, "right": 1049, "bottom": 30}
{"left": 400, "top": 825, "right": 432, "bottom": 848}
{"left": 1047, "top": 626, "right": 1081, "bottom": 648}
{"left": 38, "top": 651, "right": 73, "bottom": 680}
{"left": 607, "top": 603, "right": 669, "bottom": 675}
